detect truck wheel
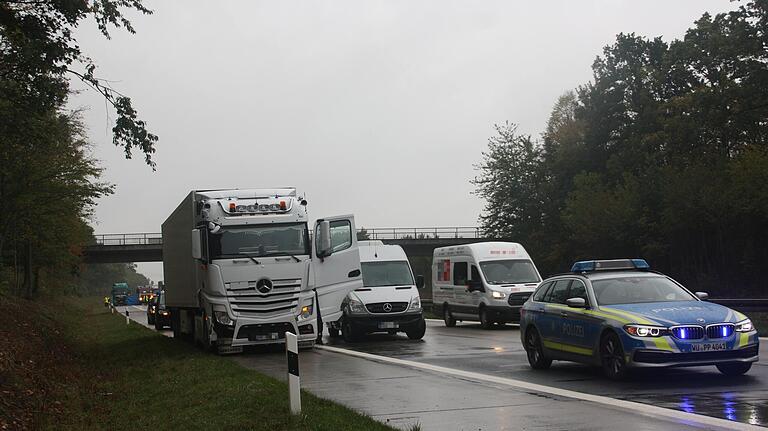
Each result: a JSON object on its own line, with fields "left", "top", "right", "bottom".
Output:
{"left": 716, "top": 362, "right": 752, "bottom": 376}
{"left": 479, "top": 307, "right": 493, "bottom": 329}
{"left": 443, "top": 305, "right": 456, "bottom": 327}
{"left": 342, "top": 319, "right": 360, "bottom": 343}
{"left": 154, "top": 318, "right": 162, "bottom": 331}
{"left": 171, "top": 310, "right": 181, "bottom": 338}
{"left": 328, "top": 327, "right": 340, "bottom": 338}
{"left": 406, "top": 318, "right": 427, "bottom": 340}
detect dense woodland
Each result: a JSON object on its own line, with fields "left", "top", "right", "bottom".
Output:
{"left": 1, "top": 1, "right": 766, "bottom": 299}
{"left": 474, "top": 1, "right": 768, "bottom": 297}
{"left": 0, "top": 1, "right": 156, "bottom": 297}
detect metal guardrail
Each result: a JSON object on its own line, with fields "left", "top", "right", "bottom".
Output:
{"left": 93, "top": 233, "right": 162, "bottom": 246}
{"left": 421, "top": 298, "right": 768, "bottom": 312}
{"left": 360, "top": 227, "right": 482, "bottom": 240}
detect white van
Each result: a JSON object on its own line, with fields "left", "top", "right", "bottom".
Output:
{"left": 432, "top": 242, "right": 541, "bottom": 329}
{"left": 329, "top": 241, "right": 426, "bottom": 342}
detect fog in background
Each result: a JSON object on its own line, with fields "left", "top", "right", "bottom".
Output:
{"left": 70, "top": 1, "right": 736, "bottom": 282}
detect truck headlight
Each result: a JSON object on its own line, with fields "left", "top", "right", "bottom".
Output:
{"left": 735, "top": 319, "right": 753, "bottom": 332}
{"left": 214, "top": 311, "right": 234, "bottom": 326}
{"left": 347, "top": 299, "right": 367, "bottom": 315}
{"left": 491, "top": 291, "right": 506, "bottom": 299}
{"left": 408, "top": 296, "right": 421, "bottom": 311}
{"left": 300, "top": 300, "right": 313, "bottom": 319}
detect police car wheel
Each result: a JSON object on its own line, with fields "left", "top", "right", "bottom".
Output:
{"left": 479, "top": 307, "right": 493, "bottom": 329}
{"left": 525, "top": 328, "right": 551, "bottom": 369}
{"left": 716, "top": 362, "right": 752, "bottom": 376}
{"left": 443, "top": 306, "right": 456, "bottom": 327}
{"left": 600, "top": 332, "right": 627, "bottom": 379}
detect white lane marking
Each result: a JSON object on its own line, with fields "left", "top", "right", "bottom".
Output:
{"left": 316, "top": 345, "right": 762, "bottom": 431}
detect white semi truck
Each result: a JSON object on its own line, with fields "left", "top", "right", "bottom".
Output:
{"left": 162, "top": 188, "right": 362, "bottom": 353}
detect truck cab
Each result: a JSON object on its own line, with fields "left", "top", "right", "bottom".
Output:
{"left": 162, "top": 188, "right": 363, "bottom": 354}
{"left": 330, "top": 241, "right": 426, "bottom": 342}
{"left": 432, "top": 242, "right": 541, "bottom": 329}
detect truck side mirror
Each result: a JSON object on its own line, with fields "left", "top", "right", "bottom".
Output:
{"left": 415, "top": 275, "right": 425, "bottom": 289}
{"left": 191, "top": 229, "right": 202, "bottom": 260}
{"left": 317, "top": 221, "right": 332, "bottom": 258}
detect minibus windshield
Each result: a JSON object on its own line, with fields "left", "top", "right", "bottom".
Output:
{"left": 361, "top": 261, "right": 414, "bottom": 287}
{"left": 479, "top": 259, "right": 540, "bottom": 285}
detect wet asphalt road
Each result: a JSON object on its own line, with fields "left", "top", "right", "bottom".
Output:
{"left": 117, "top": 306, "right": 766, "bottom": 429}
{"left": 324, "top": 319, "right": 768, "bottom": 427}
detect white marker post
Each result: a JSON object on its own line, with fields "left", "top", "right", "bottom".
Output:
{"left": 125, "top": 309, "right": 130, "bottom": 325}
{"left": 286, "top": 331, "right": 301, "bottom": 414}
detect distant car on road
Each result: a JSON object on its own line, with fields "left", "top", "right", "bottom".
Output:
{"left": 147, "top": 295, "right": 159, "bottom": 325}
{"left": 153, "top": 290, "right": 171, "bottom": 330}
{"left": 520, "top": 259, "right": 759, "bottom": 379}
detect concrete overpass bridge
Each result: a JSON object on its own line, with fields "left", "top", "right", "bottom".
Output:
{"left": 83, "top": 227, "right": 494, "bottom": 300}
{"left": 83, "top": 227, "right": 489, "bottom": 264}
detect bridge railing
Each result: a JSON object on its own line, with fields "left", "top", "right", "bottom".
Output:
{"left": 359, "top": 227, "right": 482, "bottom": 240}
{"left": 93, "top": 233, "right": 162, "bottom": 246}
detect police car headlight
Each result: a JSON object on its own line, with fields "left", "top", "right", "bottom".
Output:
{"left": 491, "top": 291, "right": 506, "bottom": 299}
{"left": 408, "top": 296, "right": 421, "bottom": 311}
{"left": 347, "top": 299, "right": 367, "bottom": 315}
{"left": 735, "top": 319, "right": 753, "bottom": 332}
{"left": 624, "top": 324, "right": 666, "bottom": 337}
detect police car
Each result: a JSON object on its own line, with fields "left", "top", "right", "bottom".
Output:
{"left": 520, "top": 259, "right": 759, "bottom": 379}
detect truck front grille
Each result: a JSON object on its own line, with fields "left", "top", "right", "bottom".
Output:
{"left": 226, "top": 278, "right": 302, "bottom": 317}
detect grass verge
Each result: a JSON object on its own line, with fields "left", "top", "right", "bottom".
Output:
{"left": 0, "top": 294, "right": 396, "bottom": 430}
{"left": 749, "top": 311, "right": 768, "bottom": 336}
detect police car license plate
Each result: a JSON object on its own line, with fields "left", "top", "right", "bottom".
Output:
{"left": 378, "top": 322, "right": 398, "bottom": 329}
{"left": 691, "top": 342, "right": 726, "bottom": 352}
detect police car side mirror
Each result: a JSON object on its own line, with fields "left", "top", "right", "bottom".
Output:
{"left": 415, "top": 275, "right": 425, "bottom": 289}
{"left": 566, "top": 297, "right": 586, "bottom": 308}
{"left": 695, "top": 291, "right": 709, "bottom": 300}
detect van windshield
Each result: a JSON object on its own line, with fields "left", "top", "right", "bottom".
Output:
{"left": 209, "top": 223, "right": 310, "bottom": 259}
{"left": 361, "top": 261, "right": 414, "bottom": 287}
{"left": 479, "top": 259, "right": 540, "bottom": 285}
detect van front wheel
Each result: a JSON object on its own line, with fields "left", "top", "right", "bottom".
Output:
{"left": 479, "top": 307, "right": 493, "bottom": 329}
{"left": 443, "top": 306, "right": 456, "bottom": 327}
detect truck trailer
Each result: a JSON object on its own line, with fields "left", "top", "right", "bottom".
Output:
{"left": 162, "top": 188, "right": 362, "bottom": 353}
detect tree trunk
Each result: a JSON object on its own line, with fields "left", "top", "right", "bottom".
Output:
{"left": 23, "top": 240, "right": 32, "bottom": 299}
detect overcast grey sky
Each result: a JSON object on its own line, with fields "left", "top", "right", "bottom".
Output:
{"left": 71, "top": 1, "right": 736, "bottom": 282}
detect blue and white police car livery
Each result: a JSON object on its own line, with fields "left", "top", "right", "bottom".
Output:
{"left": 520, "top": 259, "right": 759, "bottom": 379}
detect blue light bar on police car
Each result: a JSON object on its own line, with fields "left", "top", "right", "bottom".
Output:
{"left": 571, "top": 259, "right": 650, "bottom": 273}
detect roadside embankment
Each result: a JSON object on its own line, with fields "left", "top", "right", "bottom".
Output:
{"left": 0, "top": 294, "right": 395, "bottom": 430}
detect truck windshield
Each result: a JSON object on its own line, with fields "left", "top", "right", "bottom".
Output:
{"left": 591, "top": 276, "right": 696, "bottom": 305}
{"left": 479, "top": 259, "right": 540, "bottom": 285}
{"left": 209, "top": 223, "right": 310, "bottom": 259}
{"left": 361, "top": 261, "right": 414, "bottom": 287}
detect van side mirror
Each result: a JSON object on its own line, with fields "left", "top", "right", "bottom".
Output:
{"left": 415, "top": 275, "right": 425, "bottom": 289}
{"left": 695, "top": 291, "right": 709, "bottom": 300}
{"left": 317, "top": 221, "right": 332, "bottom": 258}
{"left": 466, "top": 280, "right": 484, "bottom": 292}
{"left": 566, "top": 297, "right": 586, "bottom": 308}
{"left": 191, "top": 229, "right": 202, "bottom": 260}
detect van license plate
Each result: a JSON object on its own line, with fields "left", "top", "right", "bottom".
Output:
{"left": 691, "top": 343, "right": 726, "bottom": 352}
{"left": 251, "top": 332, "right": 279, "bottom": 341}
{"left": 378, "top": 322, "right": 398, "bottom": 329}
